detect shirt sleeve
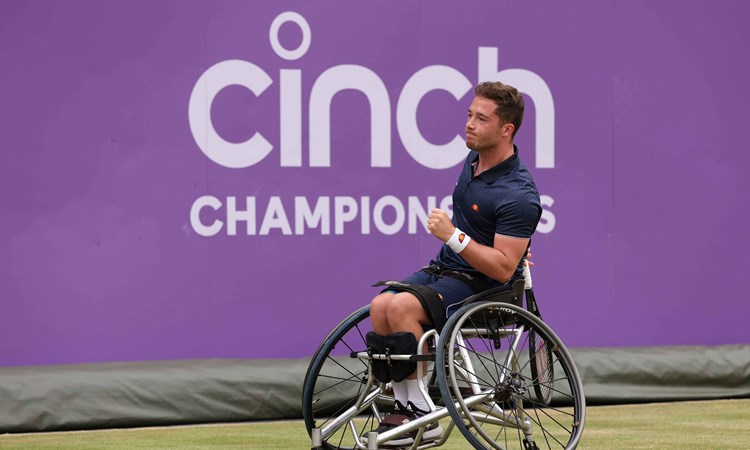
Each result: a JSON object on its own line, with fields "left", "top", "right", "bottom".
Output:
{"left": 494, "top": 192, "right": 542, "bottom": 238}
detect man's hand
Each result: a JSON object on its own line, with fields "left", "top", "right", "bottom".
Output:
{"left": 525, "top": 248, "right": 534, "bottom": 267}
{"left": 427, "top": 208, "right": 455, "bottom": 242}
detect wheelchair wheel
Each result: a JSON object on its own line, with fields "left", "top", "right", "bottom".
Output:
{"left": 302, "top": 306, "right": 387, "bottom": 449}
{"left": 436, "top": 302, "right": 585, "bottom": 450}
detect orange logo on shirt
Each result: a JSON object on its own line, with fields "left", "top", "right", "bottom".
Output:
{"left": 472, "top": 204, "right": 479, "bottom": 212}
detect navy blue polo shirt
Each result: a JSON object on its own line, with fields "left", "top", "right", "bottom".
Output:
{"left": 435, "top": 146, "right": 541, "bottom": 283}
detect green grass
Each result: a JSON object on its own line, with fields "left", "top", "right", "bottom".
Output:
{"left": 579, "top": 398, "right": 750, "bottom": 449}
{"left": 1, "top": 399, "right": 748, "bottom": 449}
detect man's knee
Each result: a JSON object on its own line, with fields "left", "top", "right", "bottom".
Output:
{"left": 387, "top": 292, "right": 427, "bottom": 323}
{"left": 370, "top": 292, "right": 394, "bottom": 317}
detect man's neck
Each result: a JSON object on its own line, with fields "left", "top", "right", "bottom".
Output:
{"left": 476, "top": 142, "right": 514, "bottom": 174}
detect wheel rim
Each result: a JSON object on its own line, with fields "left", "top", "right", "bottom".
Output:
{"left": 302, "top": 307, "right": 389, "bottom": 449}
{"left": 439, "top": 302, "right": 585, "bottom": 450}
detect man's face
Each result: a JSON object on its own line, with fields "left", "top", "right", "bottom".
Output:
{"left": 465, "top": 96, "right": 506, "bottom": 151}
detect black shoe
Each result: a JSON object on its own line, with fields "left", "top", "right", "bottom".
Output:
{"left": 362, "top": 401, "right": 411, "bottom": 445}
{"left": 364, "top": 401, "right": 443, "bottom": 447}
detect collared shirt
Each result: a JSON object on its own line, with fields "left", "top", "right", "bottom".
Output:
{"left": 435, "top": 146, "right": 541, "bottom": 283}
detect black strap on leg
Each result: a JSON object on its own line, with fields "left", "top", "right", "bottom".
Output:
{"left": 372, "top": 281, "right": 447, "bottom": 333}
{"left": 365, "top": 331, "right": 420, "bottom": 383}
{"left": 384, "top": 332, "right": 418, "bottom": 382}
{"left": 366, "top": 331, "right": 391, "bottom": 383}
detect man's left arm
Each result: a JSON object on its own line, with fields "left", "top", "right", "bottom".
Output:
{"left": 427, "top": 209, "right": 528, "bottom": 283}
{"left": 464, "top": 233, "right": 529, "bottom": 283}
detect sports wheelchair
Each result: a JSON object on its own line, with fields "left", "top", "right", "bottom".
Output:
{"left": 303, "top": 266, "right": 585, "bottom": 449}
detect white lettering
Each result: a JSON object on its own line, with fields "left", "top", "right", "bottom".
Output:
{"left": 190, "top": 195, "right": 223, "bottom": 237}
{"left": 334, "top": 196, "right": 358, "bottom": 235}
{"left": 227, "top": 196, "right": 257, "bottom": 235}
{"left": 479, "top": 47, "right": 555, "bottom": 169}
{"left": 373, "top": 195, "right": 405, "bottom": 235}
{"left": 280, "top": 69, "right": 303, "bottom": 166}
{"left": 361, "top": 196, "right": 371, "bottom": 235}
{"left": 440, "top": 195, "right": 453, "bottom": 218}
{"left": 309, "top": 65, "right": 391, "bottom": 167}
{"left": 188, "top": 194, "right": 549, "bottom": 237}
{"left": 537, "top": 195, "right": 556, "bottom": 234}
{"left": 268, "top": 12, "right": 311, "bottom": 61}
{"left": 397, "top": 66, "right": 472, "bottom": 169}
{"left": 408, "top": 196, "right": 436, "bottom": 234}
{"left": 186, "top": 13, "right": 560, "bottom": 239}
{"left": 260, "top": 196, "right": 293, "bottom": 235}
{"left": 295, "top": 196, "right": 330, "bottom": 234}
{"left": 189, "top": 16, "right": 556, "bottom": 171}
{"left": 188, "top": 60, "right": 273, "bottom": 169}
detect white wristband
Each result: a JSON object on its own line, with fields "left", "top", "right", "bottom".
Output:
{"left": 447, "top": 228, "right": 471, "bottom": 254}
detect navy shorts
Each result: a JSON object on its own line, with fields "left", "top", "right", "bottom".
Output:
{"left": 399, "top": 270, "right": 475, "bottom": 316}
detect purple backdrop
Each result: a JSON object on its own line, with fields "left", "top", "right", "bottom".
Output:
{"left": 1, "top": 1, "right": 748, "bottom": 366}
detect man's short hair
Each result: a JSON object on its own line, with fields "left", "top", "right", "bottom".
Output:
{"left": 474, "top": 81, "right": 525, "bottom": 138}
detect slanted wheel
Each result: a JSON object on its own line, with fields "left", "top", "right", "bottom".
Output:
{"left": 436, "top": 302, "right": 585, "bottom": 450}
{"left": 302, "top": 306, "right": 388, "bottom": 449}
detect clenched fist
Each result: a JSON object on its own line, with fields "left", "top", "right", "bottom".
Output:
{"left": 426, "top": 208, "right": 455, "bottom": 242}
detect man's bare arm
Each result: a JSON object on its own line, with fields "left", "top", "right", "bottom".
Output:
{"left": 426, "top": 208, "right": 528, "bottom": 283}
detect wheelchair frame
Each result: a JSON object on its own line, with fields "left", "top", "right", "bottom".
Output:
{"left": 303, "top": 269, "right": 585, "bottom": 450}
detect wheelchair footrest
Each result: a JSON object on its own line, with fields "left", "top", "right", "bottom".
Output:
{"left": 350, "top": 351, "right": 435, "bottom": 361}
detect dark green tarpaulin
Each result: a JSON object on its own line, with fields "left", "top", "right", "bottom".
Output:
{"left": 1, "top": 345, "right": 748, "bottom": 433}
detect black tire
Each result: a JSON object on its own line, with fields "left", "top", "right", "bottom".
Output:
{"left": 302, "top": 306, "right": 389, "bottom": 449}
{"left": 436, "top": 302, "right": 585, "bottom": 450}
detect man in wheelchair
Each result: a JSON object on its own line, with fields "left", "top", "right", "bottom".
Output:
{"left": 366, "top": 81, "right": 542, "bottom": 446}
